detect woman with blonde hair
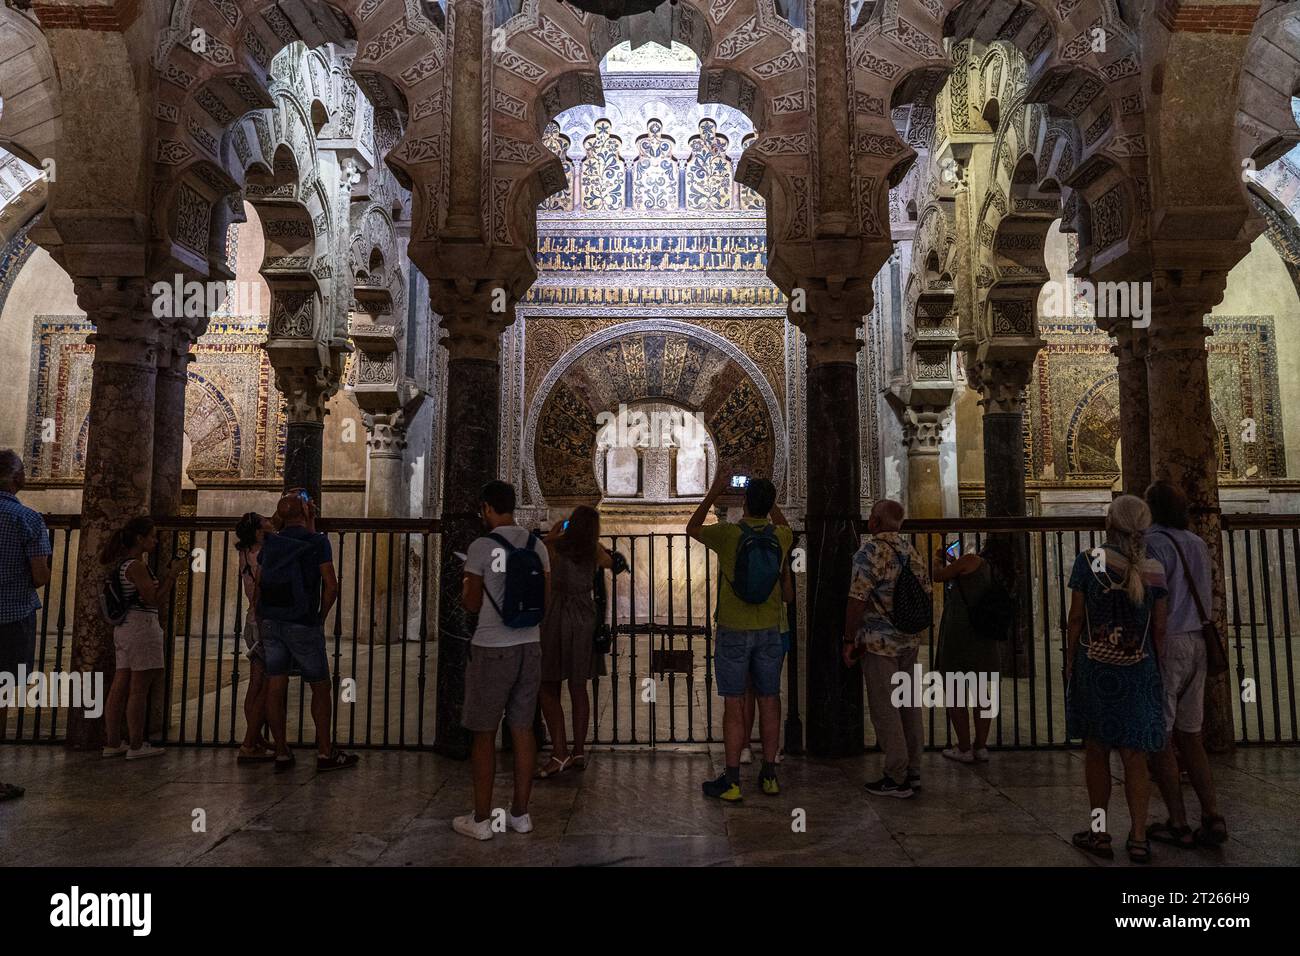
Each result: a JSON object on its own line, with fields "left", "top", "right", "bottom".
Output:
{"left": 1066, "top": 494, "right": 1168, "bottom": 863}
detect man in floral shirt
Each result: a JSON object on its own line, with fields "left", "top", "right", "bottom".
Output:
{"left": 843, "top": 499, "right": 931, "bottom": 798}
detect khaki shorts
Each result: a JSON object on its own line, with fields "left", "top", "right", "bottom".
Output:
{"left": 113, "top": 611, "right": 165, "bottom": 672}
{"left": 1161, "top": 630, "right": 1207, "bottom": 734}
{"left": 462, "top": 642, "right": 542, "bottom": 733}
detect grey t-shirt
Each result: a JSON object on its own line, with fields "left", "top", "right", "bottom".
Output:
{"left": 465, "top": 524, "right": 550, "bottom": 647}
{"left": 1145, "top": 524, "right": 1212, "bottom": 636}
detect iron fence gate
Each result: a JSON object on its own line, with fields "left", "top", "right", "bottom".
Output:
{"left": 5, "top": 515, "right": 1300, "bottom": 751}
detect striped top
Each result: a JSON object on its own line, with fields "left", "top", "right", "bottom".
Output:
{"left": 119, "top": 559, "right": 159, "bottom": 614}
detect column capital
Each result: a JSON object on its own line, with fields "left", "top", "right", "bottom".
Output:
{"left": 440, "top": 311, "right": 512, "bottom": 362}
{"left": 900, "top": 405, "right": 948, "bottom": 454}
{"left": 74, "top": 277, "right": 161, "bottom": 368}
{"left": 156, "top": 321, "right": 198, "bottom": 375}
{"left": 975, "top": 356, "right": 1034, "bottom": 416}
{"left": 273, "top": 363, "right": 342, "bottom": 425}
{"left": 793, "top": 310, "right": 862, "bottom": 366}
{"left": 1109, "top": 322, "right": 1149, "bottom": 364}
{"left": 362, "top": 409, "right": 408, "bottom": 459}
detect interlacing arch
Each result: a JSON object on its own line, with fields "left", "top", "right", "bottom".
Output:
{"left": 491, "top": 0, "right": 805, "bottom": 259}
{"left": 151, "top": 0, "right": 445, "bottom": 285}
{"left": 1239, "top": 1, "right": 1300, "bottom": 261}
{"left": 855, "top": 0, "right": 1147, "bottom": 275}
{"left": 0, "top": 4, "right": 58, "bottom": 245}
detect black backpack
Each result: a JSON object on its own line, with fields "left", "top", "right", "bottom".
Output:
{"left": 99, "top": 563, "right": 131, "bottom": 625}
{"left": 483, "top": 531, "right": 547, "bottom": 628}
{"left": 884, "top": 542, "right": 933, "bottom": 634}
{"left": 256, "top": 533, "right": 318, "bottom": 623}
{"left": 958, "top": 566, "right": 1015, "bottom": 642}
{"left": 731, "top": 523, "right": 784, "bottom": 604}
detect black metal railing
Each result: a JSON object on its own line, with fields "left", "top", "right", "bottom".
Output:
{"left": 5, "top": 514, "right": 1300, "bottom": 751}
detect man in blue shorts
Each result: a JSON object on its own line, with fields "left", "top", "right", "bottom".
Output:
{"left": 688, "top": 471, "right": 792, "bottom": 801}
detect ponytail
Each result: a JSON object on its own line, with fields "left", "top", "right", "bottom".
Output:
{"left": 100, "top": 516, "right": 155, "bottom": 566}
{"left": 1105, "top": 494, "right": 1152, "bottom": 606}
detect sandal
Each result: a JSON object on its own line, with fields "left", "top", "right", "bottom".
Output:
{"left": 1148, "top": 819, "right": 1196, "bottom": 849}
{"left": 1072, "top": 830, "right": 1114, "bottom": 860}
{"left": 570, "top": 754, "right": 589, "bottom": 772}
{"left": 0, "top": 782, "right": 25, "bottom": 802}
{"left": 236, "top": 746, "right": 277, "bottom": 764}
{"left": 273, "top": 753, "right": 297, "bottom": 774}
{"left": 1126, "top": 834, "right": 1152, "bottom": 864}
{"left": 534, "top": 755, "right": 571, "bottom": 779}
{"left": 1194, "top": 814, "right": 1228, "bottom": 847}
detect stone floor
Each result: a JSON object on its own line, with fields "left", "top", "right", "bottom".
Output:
{"left": 1, "top": 745, "right": 1297, "bottom": 866}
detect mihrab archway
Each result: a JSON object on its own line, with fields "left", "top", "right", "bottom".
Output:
{"left": 524, "top": 320, "right": 786, "bottom": 507}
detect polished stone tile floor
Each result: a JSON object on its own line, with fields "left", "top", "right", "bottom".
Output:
{"left": 1, "top": 745, "right": 1297, "bottom": 866}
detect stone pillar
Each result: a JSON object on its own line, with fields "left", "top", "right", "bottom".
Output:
{"left": 272, "top": 363, "right": 340, "bottom": 505}
{"left": 977, "top": 358, "right": 1033, "bottom": 519}
{"left": 1111, "top": 323, "right": 1151, "bottom": 496}
{"left": 361, "top": 410, "right": 408, "bottom": 644}
{"left": 1145, "top": 270, "right": 1234, "bottom": 751}
{"left": 432, "top": 311, "right": 506, "bottom": 758}
{"left": 976, "top": 356, "right": 1035, "bottom": 676}
{"left": 812, "top": 0, "right": 853, "bottom": 235}
{"left": 802, "top": 315, "right": 864, "bottom": 757}
{"left": 902, "top": 406, "right": 947, "bottom": 519}
{"left": 149, "top": 325, "right": 194, "bottom": 517}
{"left": 66, "top": 279, "right": 157, "bottom": 749}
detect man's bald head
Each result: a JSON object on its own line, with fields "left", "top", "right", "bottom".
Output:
{"left": 276, "top": 493, "right": 308, "bottom": 526}
{"left": 870, "top": 498, "right": 904, "bottom": 531}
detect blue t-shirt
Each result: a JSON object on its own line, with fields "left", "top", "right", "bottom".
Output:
{"left": 1144, "top": 525, "right": 1212, "bottom": 636}
{"left": 257, "top": 526, "right": 332, "bottom": 626}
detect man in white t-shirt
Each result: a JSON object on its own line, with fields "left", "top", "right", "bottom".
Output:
{"left": 452, "top": 480, "right": 550, "bottom": 841}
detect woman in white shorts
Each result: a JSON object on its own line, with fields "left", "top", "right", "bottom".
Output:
{"left": 101, "top": 517, "right": 184, "bottom": 760}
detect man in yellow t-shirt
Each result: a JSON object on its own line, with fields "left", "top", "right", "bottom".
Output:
{"left": 688, "top": 470, "right": 793, "bottom": 802}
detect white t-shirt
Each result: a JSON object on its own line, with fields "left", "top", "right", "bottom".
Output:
{"left": 465, "top": 524, "right": 550, "bottom": 647}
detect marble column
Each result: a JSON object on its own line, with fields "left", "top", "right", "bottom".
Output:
{"left": 272, "top": 364, "right": 340, "bottom": 506}
{"left": 361, "top": 410, "right": 408, "bottom": 644}
{"left": 444, "top": 0, "right": 485, "bottom": 238}
{"left": 149, "top": 325, "right": 194, "bottom": 517}
{"left": 802, "top": 315, "right": 864, "bottom": 758}
{"left": 433, "top": 313, "right": 505, "bottom": 758}
{"left": 977, "top": 357, "right": 1035, "bottom": 676}
{"left": 1111, "top": 323, "right": 1151, "bottom": 496}
{"left": 66, "top": 279, "right": 158, "bottom": 749}
{"left": 1145, "top": 271, "right": 1233, "bottom": 751}
{"left": 977, "top": 358, "right": 1033, "bottom": 519}
{"left": 901, "top": 406, "right": 947, "bottom": 519}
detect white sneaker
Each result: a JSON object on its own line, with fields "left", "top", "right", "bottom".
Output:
{"left": 739, "top": 747, "right": 754, "bottom": 765}
{"left": 101, "top": 742, "right": 129, "bottom": 758}
{"left": 508, "top": 811, "right": 533, "bottom": 834}
{"left": 942, "top": 747, "right": 975, "bottom": 763}
{"left": 974, "top": 748, "right": 990, "bottom": 762}
{"left": 452, "top": 814, "right": 494, "bottom": 841}
{"left": 125, "top": 743, "right": 164, "bottom": 760}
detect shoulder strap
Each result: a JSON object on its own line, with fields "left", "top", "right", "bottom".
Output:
{"left": 1153, "top": 530, "right": 1210, "bottom": 625}
{"left": 487, "top": 531, "right": 517, "bottom": 554}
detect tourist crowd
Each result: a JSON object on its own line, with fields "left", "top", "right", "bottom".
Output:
{"left": 0, "top": 445, "right": 1230, "bottom": 862}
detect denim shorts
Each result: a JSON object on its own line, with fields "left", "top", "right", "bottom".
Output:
{"left": 0, "top": 612, "right": 36, "bottom": 675}
{"left": 260, "top": 619, "right": 330, "bottom": 684}
{"left": 715, "top": 626, "right": 784, "bottom": 698}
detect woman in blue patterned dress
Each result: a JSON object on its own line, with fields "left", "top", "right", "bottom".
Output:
{"left": 1066, "top": 494, "right": 1167, "bottom": 864}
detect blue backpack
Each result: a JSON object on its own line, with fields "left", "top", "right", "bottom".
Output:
{"left": 483, "top": 531, "right": 547, "bottom": 628}
{"left": 730, "top": 523, "right": 784, "bottom": 604}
